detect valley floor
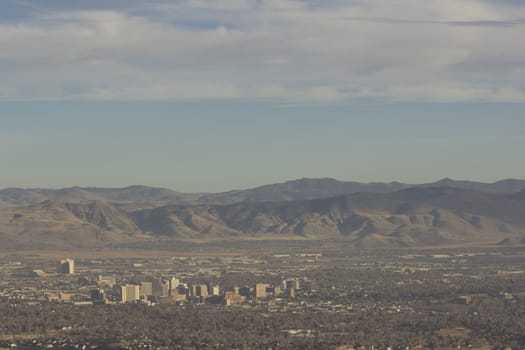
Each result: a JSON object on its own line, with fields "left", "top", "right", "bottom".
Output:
{"left": 2, "top": 244, "right": 525, "bottom": 349}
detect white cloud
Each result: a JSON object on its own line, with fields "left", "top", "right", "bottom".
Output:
{"left": 362, "top": 84, "right": 525, "bottom": 103}
{"left": 0, "top": 0, "right": 524, "bottom": 102}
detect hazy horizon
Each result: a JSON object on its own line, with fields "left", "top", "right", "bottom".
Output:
{"left": 2, "top": 105, "right": 525, "bottom": 192}
{"left": 2, "top": 174, "right": 525, "bottom": 194}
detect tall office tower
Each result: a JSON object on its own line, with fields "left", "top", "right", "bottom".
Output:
{"left": 211, "top": 284, "right": 220, "bottom": 296}
{"left": 203, "top": 283, "right": 220, "bottom": 296}
{"left": 170, "top": 277, "right": 180, "bottom": 295}
{"left": 121, "top": 284, "right": 140, "bottom": 303}
{"left": 199, "top": 284, "right": 209, "bottom": 298}
{"left": 91, "top": 289, "right": 105, "bottom": 303}
{"left": 255, "top": 283, "right": 270, "bottom": 299}
{"left": 170, "top": 277, "right": 180, "bottom": 288}
{"left": 140, "top": 282, "right": 153, "bottom": 297}
{"left": 191, "top": 284, "right": 210, "bottom": 298}
{"left": 172, "top": 285, "right": 188, "bottom": 302}
{"left": 153, "top": 278, "right": 170, "bottom": 297}
{"left": 57, "top": 259, "right": 75, "bottom": 275}
{"left": 238, "top": 286, "right": 251, "bottom": 298}
{"left": 283, "top": 278, "right": 300, "bottom": 290}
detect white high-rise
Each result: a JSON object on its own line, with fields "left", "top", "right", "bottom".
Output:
{"left": 57, "top": 259, "right": 75, "bottom": 275}
{"left": 121, "top": 284, "right": 140, "bottom": 303}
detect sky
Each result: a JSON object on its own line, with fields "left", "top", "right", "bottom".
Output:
{"left": 1, "top": 0, "right": 524, "bottom": 192}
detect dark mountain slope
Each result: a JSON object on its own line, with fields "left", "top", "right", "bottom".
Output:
{"left": 2, "top": 187, "right": 525, "bottom": 249}
{"left": 2, "top": 178, "right": 525, "bottom": 209}
{"left": 0, "top": 200, "right": 145, "bottom": 249}
{"left": 133, "top": 187, "right": 525, "bottom": 247}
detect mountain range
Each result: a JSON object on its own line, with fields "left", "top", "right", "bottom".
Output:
{"left": 2, "top": 178, "right": 525, "bottom": 210}
{"left": 1, "top": 178, "right": 525, "bottom": 250}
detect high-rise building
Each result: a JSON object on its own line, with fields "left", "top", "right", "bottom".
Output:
{"left": 121, "top": 284, "right": 140, "bottom": 303}
{"left": 255, "top": 283, "right": 270, "bottom": 299}
{"left": 211, "top": 284, "right": 220, "bottom": 296}
{"left": 238, "top": 286, "right": 251, "bottom": 298}
{"left": 140, "top": 282, "right": 153, "bottom": 297}
{"left": 191, "top": 284, "right": 209, "bottom": 298}
{"left": 153, "top": 278, "right": 170, "bottom": 297}
{"left": 169, "top": 277, "right": 181, "bottom": 296}
{"left": 282, "top": 278, "right": 301, "bottom": 290}
{"left": 199, "top": 284, "right": 209, "bottom": 298}
{"left": 91, "top": 289, "right": 105, "bottom": 304}
{"left": 270, "top": 286, "right": 281, "bottom": 296}
{"left": 170, "top": 277, "right": 180, "bottom": 289}
{"left": 57, "top": 259, "right": 75, "bottom": 275}
{"left": 171, "top": 285, "right": 188, "bottom": 302}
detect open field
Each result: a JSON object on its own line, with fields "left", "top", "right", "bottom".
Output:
{"left": 0, "top": 237, "right": 522, "bottom": 260}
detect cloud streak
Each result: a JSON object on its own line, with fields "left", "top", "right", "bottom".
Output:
{"left": 343, "top": 17, "right": 525, "bottom": 27}
{"left": 0, "top": 0, "right": 524, "bottom": 102}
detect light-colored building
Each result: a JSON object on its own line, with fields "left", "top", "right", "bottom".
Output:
{"left": 255, "top": 283, "right": 270, "bottom": 299}
{"left": 211, "top": 285, "right": 220, "bottom": 296}
{"left": 191, "top": 284, "right": 209, "bottom": 298}
{"left": 282, "top": 278, "right": 300, "bottom": 290}
{"left": 98, "top": 275, "right": 116, "bottom": 287}
{"left": 33, "top": 269, "right": 47, "bottom": 277}
{"left": 121, "top": 284, "right": 140, "bottom": 303}
{"left": 57, "top": 259, "right": 75, "bottom": 275}
{"left": 191, "top": 284, "right": 199, "bottom": 297}
{"left": 153, "top": 278, "right": 170, "bottom": 297}
{"left": 199, "top": 284, "right": 209, "bottom": 297}
{"left": 171, "top": 285, "right": 188, "bottom": 302}
{"left": 170, "top": 277, "right": 180, "bottom": 289}
{"left": 225, "top": 291, "right": 245, "bottom": 305}
{"left": 140, "top": 282, "right": 153, "bottom": 297}
{"left": 59, "top": 292, "right": 73, "bottom": 302}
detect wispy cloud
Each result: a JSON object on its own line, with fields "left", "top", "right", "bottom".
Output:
{"left": 343, "top": 17, "right": 525, "bottom": 27}
{"left": 0, "top": 0, "right": 524, "bottom": 103}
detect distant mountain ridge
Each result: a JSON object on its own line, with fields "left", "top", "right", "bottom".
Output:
{"left": 1, "top": 178, "right": 525, "bottom": 210}
{"left": 1, "top": 186, "right": 525, "bottom": 249}
{"left": 0, "top": 200, "right": 145, "bottom": 249}
{"left": 0, "top": 185, "right": 199, "bottom": 210}
{"left": 429, "top": 178, "right": 525, "bottom": 193}
{"left": 133, "top": 187, "right": 525, "bottom": 247}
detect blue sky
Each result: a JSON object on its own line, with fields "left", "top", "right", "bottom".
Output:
{"left": 1, "top": 102, "right": 524, "bottom": 191}
{"left": 0, "top": 1, "right": 524, "bottom": 191}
